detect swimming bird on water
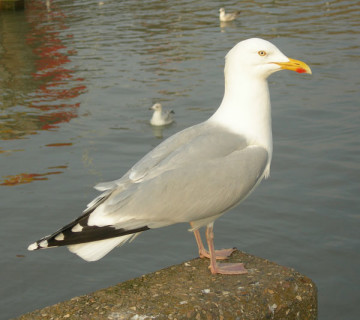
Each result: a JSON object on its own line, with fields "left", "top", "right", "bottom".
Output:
{"left": 149, "top": 103, "right": 174, "bottom": 126}
{"left": 219, "top": 7, "right": 241, "bottom": 22}
{"left": 28, "top": 38, "right": 311, "bottom": 274}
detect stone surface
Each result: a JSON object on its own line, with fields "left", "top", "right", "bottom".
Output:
{"left": 15, "top": 250, "right": 317, "bottom": 320}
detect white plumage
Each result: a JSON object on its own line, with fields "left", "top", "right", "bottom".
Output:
{"left": 149, "top": 103, "right": 174, "bottom": 126}
{"left": 68, "top": 235, "right": 135, "bottom": 261}
{"left": 219, "top": 7, "right": 241, "bottom": 22}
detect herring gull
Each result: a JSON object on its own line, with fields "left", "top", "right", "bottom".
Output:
{"left": 219, "top": 8, "right": 241, "bottom": 22}
{"left": 149, "top": 103, "right": 174, "bottom": 126}
{"left": 28, "top": 38, "right": 311, "bottom": 274}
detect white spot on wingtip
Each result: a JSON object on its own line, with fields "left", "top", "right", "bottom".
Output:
{"left": 28, "top": 242, "right": 38, "bottom": 251}
{"left": 55, "top": 233, "right": 65, "bottom": 241}
{"left": 39, "top": 240, "right": 48, "bottom": 248}
{"left": 71, "top": 223, "right": 83, "bottom": 232}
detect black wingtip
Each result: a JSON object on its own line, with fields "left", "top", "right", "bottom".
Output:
{"left": 27, "top": 237, "right": 52, "bottom": 251}
{"left": 28, "top": 224, "right": 150, "bottom": 250}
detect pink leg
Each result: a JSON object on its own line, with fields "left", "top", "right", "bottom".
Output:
{"left": 206, "top": 223, "right": 248, "bottom": 275}
{"left": 190, "top": 222, "right": 235, "bottom": 260}
{"left": 192, "top": 227, "right": 209, "bottom": 259}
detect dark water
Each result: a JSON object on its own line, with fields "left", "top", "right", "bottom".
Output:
{"left": 1, "top": 0, "right": 359, "bottom": 319}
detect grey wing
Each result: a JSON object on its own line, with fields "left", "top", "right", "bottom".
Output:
{"left": 126, "top": 145, "right": 268, "bottom": 227}
{"left": 86, "top": 121, "right": 268, "bottom": 231}
{"left": 128, "top": 122, "right": 252, "bottom": 182}
{"left": 86, "top": 122, "right": 210, "bottom": 212}
{"left": 89, "top": 144, "right": 269, "bottom": 229}
{"left": 94, "top": 122, "right": 205, "bottom": 193}
{"left": 95, "top": 121, "right": 242, "bottom": 190}
{"left": 164, "top": 110, "right": 174, "bottom": 121}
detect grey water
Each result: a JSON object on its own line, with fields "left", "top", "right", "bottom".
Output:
{"left": 0, "top": 0, "right": 359, "bottom": 319}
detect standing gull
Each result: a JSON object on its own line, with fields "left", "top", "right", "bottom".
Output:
{"left": 219, "top": 8, "right": 241, "bottom": 22}
{"left": 28, "top": 38, "right": 311, "bottom": 275}
{"left": 149, "top": 103, "right": 174, "bottom": 126}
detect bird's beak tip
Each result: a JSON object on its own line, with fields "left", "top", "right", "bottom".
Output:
{"left": 275, "top": 58, "right": 312, "bottom": 75}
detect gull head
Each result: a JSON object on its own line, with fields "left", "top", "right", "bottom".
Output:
{"left": 150, "top": 103, "right": 162, "bottom": 111}
{"left": 219, "top": 8, "right": 225, "bottom": 13}
{"left": 225, "top": 38, "right": 312, "bottom": 80}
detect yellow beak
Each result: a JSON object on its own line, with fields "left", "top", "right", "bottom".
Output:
{"left": 275, "top": 58, "right": 312, "bottom": 74}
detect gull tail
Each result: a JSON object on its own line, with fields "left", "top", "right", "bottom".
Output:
{"left": 27, "top": 214, "right": 149, "bottom": 261}
{"left": 28, "top": 186, "right": 150, "bottom": 261}
{"left": 67, "top": 235, "right": 137, "bottom": 261}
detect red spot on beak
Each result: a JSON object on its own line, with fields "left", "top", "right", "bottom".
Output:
{"left": 296, "top": 68, "right": 306, "bottom": 74}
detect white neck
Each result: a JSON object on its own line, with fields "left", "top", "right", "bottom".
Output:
{"left": 151, "top": 110, "right": 162, "bottom": 122}
{"left": 209, "top": 68, "right": 273, "bottom": 168}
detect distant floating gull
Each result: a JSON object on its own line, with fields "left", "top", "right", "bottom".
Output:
{"left": 149, "top": 103, "right": 174, "bottom": 126}
{"left": 219, "top": 7, "right": 241, "bottom": 22}
{"left": 28, "top": 38, "right": 311, "bottom": 275}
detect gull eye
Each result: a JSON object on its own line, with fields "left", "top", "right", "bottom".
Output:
{"left": 258, "top": 50, "right": 267, "bottom": 56}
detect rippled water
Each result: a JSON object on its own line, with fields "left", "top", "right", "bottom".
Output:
{"left": 1, "top": 0, "right": 359, "bottom": 319}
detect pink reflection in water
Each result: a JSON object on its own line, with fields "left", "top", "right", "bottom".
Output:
{"left": 0, "top": 0, "right": 86, "bottom": 141}
{"left": 25, "top": 0, "right": 86, "bottom": 128}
